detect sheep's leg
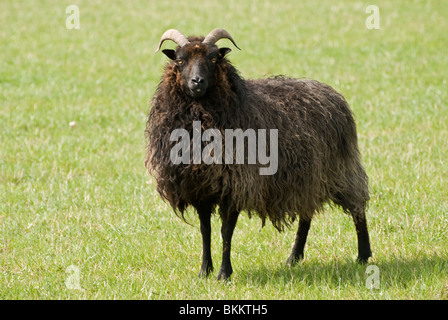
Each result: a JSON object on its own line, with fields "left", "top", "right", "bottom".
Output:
{"left": 286, "top": 218, "right": 311, "bottom": 265}
{"left": 352, "top": 212, "right": 372, "bottom": 264}
{"left": 330, "top": 186, "right": 372, "bottom": 263}
{"left": 217, "top": 210, "right": 240, "bottom": 280}
{"left": 197, "top": 204, "right": 214, "bottom": 278}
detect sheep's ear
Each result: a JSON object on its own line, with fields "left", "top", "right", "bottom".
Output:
{"left": 162, "top": 49, "right": 176, "bottom": 60}
{"left": 219, "top": 47, "right": 232, "bottom": 58}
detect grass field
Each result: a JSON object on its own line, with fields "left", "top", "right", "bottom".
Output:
{"left": 1, "top": 0, "right": 447, "bottom": 300}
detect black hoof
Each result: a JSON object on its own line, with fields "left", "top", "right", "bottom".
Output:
{"left": 286, "top": 254, "right": 303, "bottom": 266}
{"left": 216, "top": 269, "right": 232, "bottom": 281}
{"left": 356, "top": 256, "right": 370, "bottom": 264}
{"left": 198, "top": 266, "right": 213, "bottom": 278}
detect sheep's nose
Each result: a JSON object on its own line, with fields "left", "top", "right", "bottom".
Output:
{"left": 188, "top": 75, "right": 208, "bottom": 97}
{"left": 191, "top": 77, "right": 205, "bottom": 86}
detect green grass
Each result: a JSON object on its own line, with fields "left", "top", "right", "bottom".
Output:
{"left": 1, "top": 0, "right": 447, "bottom": 299}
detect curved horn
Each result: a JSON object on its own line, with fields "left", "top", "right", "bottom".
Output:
{"left": 155, "top": 29, "right": 190, "bottom": 53}
{"left": 202, "top": 28, "right": 241, "bottom": 50}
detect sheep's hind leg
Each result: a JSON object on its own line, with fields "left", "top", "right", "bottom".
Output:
{"left": 217, "top": 210, "right": 240, "bottom": 280}
{"left": 352, "top": 209, "right": 372, "bottom": 264}
{"left": 197, "top": 203, "right": 214, "bottom": 278}
{"left": 286, "top": 218, "right": 311, "bottom": 266}
{"left": 330, "top": 188, "right": 372, "bottom": 263}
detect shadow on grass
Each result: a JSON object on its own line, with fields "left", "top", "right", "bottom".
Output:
{"left": 239, "top": 254, "right": 448, "bottom": 292}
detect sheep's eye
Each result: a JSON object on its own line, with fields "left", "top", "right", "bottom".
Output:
{"left": 211, "top": 57, "right": 217, "bottom": 64}
{"left": 176, "top": 59, "right": 184, "bottom": 65}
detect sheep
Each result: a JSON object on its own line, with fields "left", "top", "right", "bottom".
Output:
{"left": 145, "top": 28, "right": 372, "bottom": 280}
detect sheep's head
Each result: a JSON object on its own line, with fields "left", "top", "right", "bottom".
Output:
{"left": 156, "top": 29, "right": 240, "bottom": 98}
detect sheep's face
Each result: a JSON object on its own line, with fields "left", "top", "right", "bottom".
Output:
{"left": 162, "top": 42, "right": 231, "bottom": 98}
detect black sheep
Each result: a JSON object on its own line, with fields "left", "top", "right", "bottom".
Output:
{"left": 145, "top": 29, "right": 372, "bottom": 280}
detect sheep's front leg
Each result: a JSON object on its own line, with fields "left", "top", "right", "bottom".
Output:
{"left": 197, "top": 204, "right": 213, "bottom": 278}
{"left": 217, "top": 210, "right": 239, "bottom": 280}
{"left": 287, "top": 218, "right": 311, "bottom": 265}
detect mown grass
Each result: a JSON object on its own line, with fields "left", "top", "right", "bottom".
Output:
{"left": 1, "top": 0, "right": 447, "bottom": 299}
